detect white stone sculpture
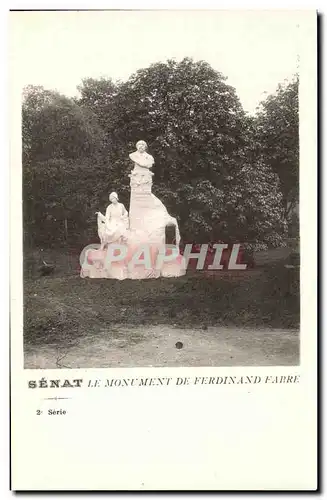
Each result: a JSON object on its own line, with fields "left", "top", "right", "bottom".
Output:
{"left": 80, "top": 140, "right": 186, "bottom": 280}
{"left": 96, "top": 192, "right": 129, "bottom": 250}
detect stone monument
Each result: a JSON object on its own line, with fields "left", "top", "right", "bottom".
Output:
{"left": 80, "top": 140, "right": 186, "bottom": 280}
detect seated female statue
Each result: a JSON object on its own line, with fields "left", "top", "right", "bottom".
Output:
{"left": 96, "top": 192, "right": 129, "bottom": 250}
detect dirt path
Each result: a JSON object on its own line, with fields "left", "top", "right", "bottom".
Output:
{"left": 24, "top": 325, "right": 299, "bottom": 369}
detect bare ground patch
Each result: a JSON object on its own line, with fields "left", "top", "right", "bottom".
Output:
{"left": 23, "top": 261, "right": 300, "bottom": 368}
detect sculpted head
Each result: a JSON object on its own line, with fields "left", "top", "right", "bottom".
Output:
{"left": 136, "top": 140, "right": 147, "bottom": 153}
{"left": 109, "top": 192, "right": 119, "bottom": 204}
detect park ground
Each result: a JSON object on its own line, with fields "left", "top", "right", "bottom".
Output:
{"left": 23, "top": 248, "right": 300, "bottom": 368}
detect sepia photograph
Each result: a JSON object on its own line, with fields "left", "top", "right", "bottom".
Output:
{"left": 9, "top": 8, "right": 318, "bottom": 492}
{"left": 17, "top": 10, "right": 301, "bottom": 369}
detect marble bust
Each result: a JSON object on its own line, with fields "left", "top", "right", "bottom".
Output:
{"left": 129, "top": 140, "right": 154, "bottom": 172}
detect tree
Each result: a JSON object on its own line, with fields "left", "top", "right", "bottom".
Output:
{"left": 22, "top": 86, "right": 107, "bottom": 247}
{"left": 76, "top": 77, "right": 118, "bottom": 133}
{"left": 254, "top": 76, "right": 299, "bottom": 218}
{"left": 22, "top": 85, "right": 105, "bottom": 164}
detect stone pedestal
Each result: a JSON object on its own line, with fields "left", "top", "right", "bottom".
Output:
{"left": 128, "top": 168, "right": 166, "bottom": 234}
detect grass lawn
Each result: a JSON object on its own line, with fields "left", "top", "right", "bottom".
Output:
{"left": 24, "top": 248, "right": 300, "bottom": 351}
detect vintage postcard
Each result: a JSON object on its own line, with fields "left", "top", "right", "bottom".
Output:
{"left": 10, "top": 9, "right": 317, "bottom": 490}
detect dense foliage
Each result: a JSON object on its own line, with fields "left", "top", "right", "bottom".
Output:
{"left": 254, "top": 77, "right": 299, "bottom": 216}
{"left": 22, "top": 58, "right": 298, "bottom": 250}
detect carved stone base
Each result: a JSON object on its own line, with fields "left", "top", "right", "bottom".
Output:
{"left": 80, "top": 242, "right": 186, "bottom": 280}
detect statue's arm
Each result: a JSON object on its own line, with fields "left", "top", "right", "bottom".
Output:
{"left": 96, "top": 211, "right": 106, "bottom": 223}
{"left": 143, "top": 154, "right": 154, "bottom": 168}
{"left": 129, "top": 151, "right": 154, "bottom": 168}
